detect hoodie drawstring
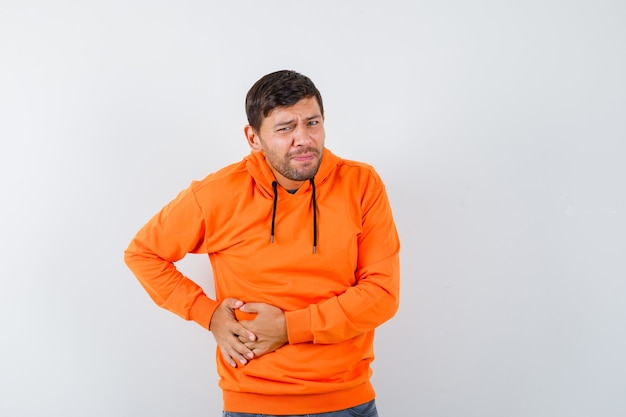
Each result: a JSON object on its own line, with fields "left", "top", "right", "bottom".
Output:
{"left": 271, "top": 181, "right": 278, "bottom": 244}
{"left": 269, "top": 178, "right": 318, "bottom": 254}
{"left": 310, "top": 178, "right": 317, "bottom": 254}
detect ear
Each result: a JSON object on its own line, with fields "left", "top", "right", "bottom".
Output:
{"left": 244, "top": 125, "right": 262, "bottom": 151}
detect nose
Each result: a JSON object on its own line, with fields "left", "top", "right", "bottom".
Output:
{"left": 292, "top": 123, "right": 312, "bottom": 146}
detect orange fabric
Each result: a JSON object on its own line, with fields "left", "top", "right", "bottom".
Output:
{"left": 124, "top": 148, "right": 400, "bottom": 414}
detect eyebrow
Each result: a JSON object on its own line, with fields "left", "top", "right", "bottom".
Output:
{"left": 273, "top": 119, "right": 295, "bottom": 128}
{"left": 272, "top": 115, "right": 322, "bottom": 128}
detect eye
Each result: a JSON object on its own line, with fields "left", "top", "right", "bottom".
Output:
{"left": 276, "top": 126, "right": 292, "bottom": 132}
{"left": 307, "top": 120, "right": 319, "bottom": 126}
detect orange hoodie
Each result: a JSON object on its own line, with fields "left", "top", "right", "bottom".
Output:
{"left": 124, "top": 148, "right": 400, "bottom": 414}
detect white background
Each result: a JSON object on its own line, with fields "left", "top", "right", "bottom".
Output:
{"left": 1, "top": 1, "right": 625, "bottom": 416}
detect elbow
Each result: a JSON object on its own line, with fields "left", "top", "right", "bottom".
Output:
{"left": 385, "top": 293, "right": 400, "bottom": 322}
{"left": 123, "top": 245, "right": 139, "bottom": 271}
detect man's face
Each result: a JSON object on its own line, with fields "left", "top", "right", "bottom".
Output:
{"left": 245, "top": 97, "right": 325, "bottom": 190}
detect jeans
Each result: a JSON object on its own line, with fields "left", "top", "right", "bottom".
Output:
{"left": 222, "top": 399, "right": 378, "bottom": 417}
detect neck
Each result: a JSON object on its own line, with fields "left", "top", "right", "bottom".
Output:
{"left": 269, "top": 168, "right": 306, "bottom": 191}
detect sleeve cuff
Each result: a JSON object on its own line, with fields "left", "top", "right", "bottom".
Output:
{"left": 285, "top": 307, "right": 313, "bottom": 344}
{"left": 190, "top": 295, "right": 219, "bottom": 330}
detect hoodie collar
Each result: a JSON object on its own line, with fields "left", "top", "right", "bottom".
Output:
{"left": 245, "top": 148, "right": 340, "bottom": 196}
{"left": 246, "top": 148, "right": 339, "bottom": 254}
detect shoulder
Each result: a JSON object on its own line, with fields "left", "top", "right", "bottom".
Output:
{"left": 334, "top": 158, "right": 385, "bottom": 188}
{"left": 189, "top": 159, "right": 251, "bottom": 194}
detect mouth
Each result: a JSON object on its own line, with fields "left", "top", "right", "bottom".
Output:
{"left": 289, "top": 149, "right": 319, "bottom": 162}
{"left": 291, "top": 154, "right": 315, "bottom": 162}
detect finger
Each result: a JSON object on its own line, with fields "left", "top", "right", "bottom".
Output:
{"left": 223, "top": 336, "right": 255, "bottom": 366}
{"left": 238, "top": 334, "right": 257, "bottom": 345}
{"left": 218, "top": 345, "right": 237, "bottom": 368}
{"left": 240, "top": 340, "right": 261, "bottom": 354}
{"left": 235, "top": 308, "right": 258, "bottom": 322}
{"left": 227, "top": 331, "right": 255, "bottom": 357}
{"left": 233, "top": 321, "right": 256, "bottom": 341}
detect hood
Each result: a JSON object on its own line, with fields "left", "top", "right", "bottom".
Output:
{"left": 244, "top": 148, "right": 340, "bottom": 197}
{"left": 243, "top": 148, "right": 341, "bottom": 254}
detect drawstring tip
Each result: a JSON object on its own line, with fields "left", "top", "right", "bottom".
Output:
{"left": 271, "top": 235, "right": 275, "bottom": 244}
{"left": 313, "top": 246, "right": 317, "bottom": 254}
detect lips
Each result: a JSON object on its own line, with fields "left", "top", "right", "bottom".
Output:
{"left": 291, "top": 153, "right": 315, "bottom": 161}
{"left": 289, "top": 148, "right": 319, "bottom": 161}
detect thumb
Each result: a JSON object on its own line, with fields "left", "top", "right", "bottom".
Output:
{"left": 221, "top": 298, "right": 244, "bottom": 310}
{"left": 240, "top": 302, "right": 262, "bottom": 314}
{"left": 237, "top": 303, "right": 259, "bottom": 322}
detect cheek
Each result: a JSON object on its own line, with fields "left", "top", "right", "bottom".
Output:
{"left": 264, "top": 139, "right": 291, "bottom": 156}
{"left": 313, "top": 129, "right": 326, "bottom": 143}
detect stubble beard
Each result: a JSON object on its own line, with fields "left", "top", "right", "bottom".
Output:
{"left": 272, "top": 147, "right": 323, "bottom": 181}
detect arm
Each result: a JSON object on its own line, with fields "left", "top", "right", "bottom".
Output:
{"left": 123, "top": 187, "right": 215, "bottom": 327}
{"left": 124, "top": 186, "right": 256, "bottom": 366}
{"left": 286, "top": 178, "right": 400, "bottom": 344}
{"left": 237, "top": 176, "right": 400, "bottom": 350}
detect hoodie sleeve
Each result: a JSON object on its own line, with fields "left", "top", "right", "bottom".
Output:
{"left": 285, "top": 172, "right": 400, "bottom": 344}
{"left": 123, "top": 185, "right": 218, "bottom": 330}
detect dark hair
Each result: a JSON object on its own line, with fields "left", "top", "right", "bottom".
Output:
{"left": 245, "top": 70, "right": 324, "bottom": 132}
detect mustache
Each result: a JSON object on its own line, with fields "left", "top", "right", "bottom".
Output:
{"left": 287, "top": 148, "right": 320, "bottom": 158}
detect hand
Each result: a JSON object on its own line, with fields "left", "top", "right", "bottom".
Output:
{"left": 237, "top": 302, "right": 288, "bottom": 358}
{"left": 209, "top": 298, "right": 257, "bottom": 368}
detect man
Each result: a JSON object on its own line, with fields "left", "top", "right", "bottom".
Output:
{"left": 124, "top": 70, "right": 400, "bottom": 416}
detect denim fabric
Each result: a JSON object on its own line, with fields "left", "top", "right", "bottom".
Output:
{"left": 222, "top": 399, "right": 378, "bottom": 417}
